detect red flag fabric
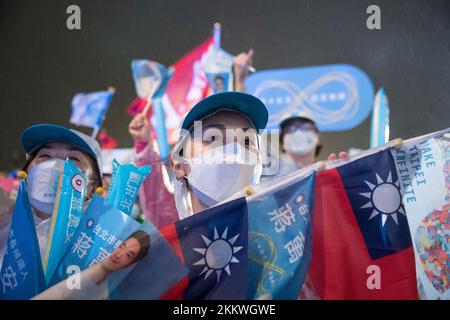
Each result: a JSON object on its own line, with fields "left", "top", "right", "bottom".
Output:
{"left": 308, "top": 150, "right": 418, "bottom": 299}
{"left": 125, "top": 97, "right": 153, "bottom": 119}
{"left": 161, "top": 37, "right": 214, "bottom": 144}
{"left": 98, "top": 130, "right": 118, "bottom": 150}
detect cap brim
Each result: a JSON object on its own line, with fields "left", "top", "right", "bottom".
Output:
{"left": 21, "top": 124, "right": 97, "bottom": 159}
{"left": 180, "top": 92, "right": 268, "bottom": 131}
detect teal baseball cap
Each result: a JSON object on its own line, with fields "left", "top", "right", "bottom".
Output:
{"left": 21, "top": 124, "right": 103, "bottom": 176}
{"left": 180, "top": 92, "right": 269, "bottom": 132}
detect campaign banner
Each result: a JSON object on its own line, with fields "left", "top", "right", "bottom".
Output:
{"left": 391, "top": 128, "right": 450, "bottom": 299}
{"left": 245, "top": 64, "right": 374, "bottom": 131}
{"left": 48, "top": 196, "right": 140, "bottom": 287}
{"left": 37, "top": 196, "right": 186, "bottom": 300}
{"left": 202, "top": 46, "right": 234, "bottom": 94}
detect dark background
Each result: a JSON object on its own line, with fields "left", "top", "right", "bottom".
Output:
{"left": 0, "top": 0, "right": 449, "bottom": 171}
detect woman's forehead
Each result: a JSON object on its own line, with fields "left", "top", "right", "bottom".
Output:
{"left": 202, "top": 109, "right": 254, "bottom": 130}
{"left": 39, "top": 141, "right": 82, "bottom": 152}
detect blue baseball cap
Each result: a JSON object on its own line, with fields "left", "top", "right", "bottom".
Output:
{"left": 180, "top": 92, "right": 269, "bottom": 132}
{"left": 21, "top": 124, "right": 103, "bottom": 176}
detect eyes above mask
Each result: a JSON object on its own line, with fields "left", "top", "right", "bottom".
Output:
{"left": 283, "top": 130, "right": 319, "bottom": 155}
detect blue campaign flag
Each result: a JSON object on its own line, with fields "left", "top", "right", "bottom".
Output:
{"left": 106, "top": 160, "right": 151, "bottom": 215}
{"left": 246, "top": 172, "right": 315, "bottom": 300}
{"left": 131, "top": 59, "right": 172, "bottom": 161}
{"left": 49, "top": 195, "right": 141, "bottom": 286}
{"left": 70, "top": 89, "right": 114, "bottom": 131}
{"left": 370, "top": 87, "right": 390, "bottom": 148}
{"left": 0, "top": 181, "right": 46, "bottom": 300}
{"left": 131, "top": 60, "right": 167, "bottom": 100}
{"left": 152, "top": 70, "right": 173, "bottom": 162}
{"left": 202, "top": 45, "right": 234, "bottom": 94}
{"left": 43, "top": 160, "right": 86, "bottom": 283}
{"left": 245, "top": 64, "right": 374, "bottom": 132}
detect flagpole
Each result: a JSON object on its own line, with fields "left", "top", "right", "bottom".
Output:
{"left": 370, "top": 87, "right": 389, "bottom": 148}
{"left": 142, "top": 96, "right": 152, "bottom": 117}
{"left": 92, "top": 86, "right": 115, "bottom": 139}
{"left": 91, "top": 125, "right": 100, "bottom": 139}
{"left": 139, "top": 71, "right": 171, "bottom": 162}
{"left": 213, "top": 22, "right": 221, "bottom": 49}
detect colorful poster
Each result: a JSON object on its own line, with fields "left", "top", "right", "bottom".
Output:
{"left": 391, "top": 128, "right": 450, "bottom": 299}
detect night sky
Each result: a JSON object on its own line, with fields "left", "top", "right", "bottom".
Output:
{"left": 0, "top": 0, "right": 449, "bottom": 170}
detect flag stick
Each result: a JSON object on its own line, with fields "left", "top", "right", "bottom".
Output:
{"left": 91, "top": 125, "right": 100, "bottom": 139}
{"left": 92, "top": 86, "right": 115, "bottom": 139}
{"left": 213, "top": 22, "right": 221, "bottom": 49}
{"left": 142, "top": 96, "right": 152, "bottom": 117}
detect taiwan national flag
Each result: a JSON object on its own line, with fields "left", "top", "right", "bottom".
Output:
{"left": 160, "top": 197, "right": 248, "bottom": 300}
{"left": 308, "top": 149, "right": 418, "bottom": 299}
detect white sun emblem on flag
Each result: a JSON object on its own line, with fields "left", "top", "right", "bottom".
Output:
{"left": 192, "top": 227, "right": 243, "bottom": 283}
{"left": 359, "top": 171, "right": 406, "bottom": 226}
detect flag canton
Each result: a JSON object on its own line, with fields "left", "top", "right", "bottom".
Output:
{"left": 175, "top": 197, "right": 248, "bottom": 300}
{"left": 337, "top": 150, "right": 412, "bottom": 260}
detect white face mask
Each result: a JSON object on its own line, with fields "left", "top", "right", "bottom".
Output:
{"left": 186, "top": 142, "right": 258, "bottom": 206}
{"left": 27, "top": 158, "right": 66, "bottom": 214}
{"left": 27, "top": 157, "right": 94, "bottom": 215}
{"left": 283, "top": 130, "right": 318, "bottom": 155}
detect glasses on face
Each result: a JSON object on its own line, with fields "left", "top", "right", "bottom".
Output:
{"left": 285, "top": 122, "right": 316, "bottom": 133}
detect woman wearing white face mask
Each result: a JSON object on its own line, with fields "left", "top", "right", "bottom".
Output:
{"left": 278, "top": 111, "right": 323, "bottom": 175}
{"left": 130, "top": 92, "right": 268, "bottom": 227}
{"left": 261, "top": 110, "right": 349, "bottom": 181}
{"left": 0, "top": 124, "right": 103, "bottom": 266}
